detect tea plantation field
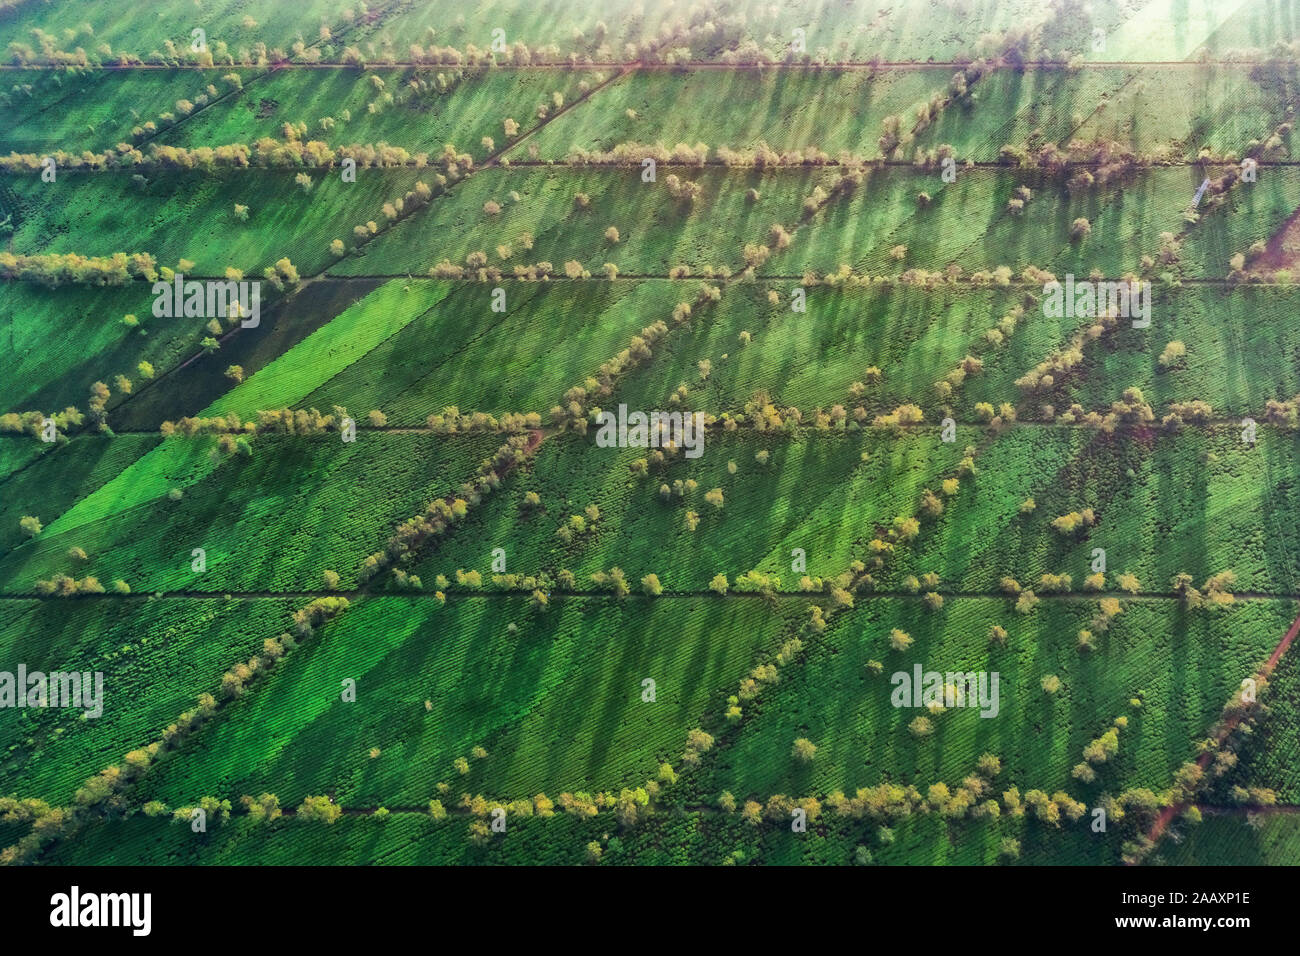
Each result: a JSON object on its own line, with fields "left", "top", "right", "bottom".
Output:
{"left": 2, "top": 0, "right": 1299, "bottom": 870}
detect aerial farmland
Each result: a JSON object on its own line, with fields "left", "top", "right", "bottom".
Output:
{"left": 0, "top": 0, "right": 1298, "bottom": 877}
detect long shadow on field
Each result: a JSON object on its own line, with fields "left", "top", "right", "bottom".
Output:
{"left": 110, "top": 278, "right": 387, "bottom": 431}
{"left": 0, "top": 433, "right": 157, "bottom": 560}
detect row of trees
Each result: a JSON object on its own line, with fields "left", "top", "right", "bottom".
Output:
{"left": 0, "top": 588, "right": 351, "bottom": 860}
{"left": 0, "top": 138, "right": 469, "bottom": 173}
{"left": 0, "top": 251, "right": 157, "bottom": 286}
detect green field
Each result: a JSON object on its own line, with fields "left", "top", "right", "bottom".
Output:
{"left": 2, "top": 0, "right": 1299, "bottom": 874}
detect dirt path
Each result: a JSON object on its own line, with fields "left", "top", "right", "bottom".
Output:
{"left": 1140, "top": 603, "right": 1300, "bottom": 854}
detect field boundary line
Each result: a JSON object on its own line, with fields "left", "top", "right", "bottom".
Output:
{"left": 2, "top": 60, "right": 1290, "bottom": 72}
{"left": 2, "top": 588, "right": 1295, "bottom": 602}
{"left": 12, "top": 159, "right": 1294, "bottom": 176}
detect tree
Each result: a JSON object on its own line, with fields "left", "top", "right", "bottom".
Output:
{"left": 19, "top": 516, "right": 41, "bottom": 538}
{"left": 224, "top": 365, "right": 244, "bottom": 384}
{"left": 1158, "top": 340, "right": 1187, "bottom": 368}
{"left": 1050, "top": 509, "right": 1096, "bottom": 536}
{"left": 682, "top": 728, "right": 714, "bottom": 765}
{"left": 640, "top": 573, "right": 663, "bottom": 597}
{"left": 242, "top": 793, "right": 282, "bottom": 823}
{"left": 892, "top": 515, "right": 920, "bottom": 541}
{"left": 792, "top": 738, "right": 817, "bottom": 763}
{"left": 296, "top": 795, "right": 342, "bottom": 823}
{"left": 273, "top": 257, "right": 299, "bottom": 285}
{"left": 709, "top": 573, "right": 728, "bottom": 595}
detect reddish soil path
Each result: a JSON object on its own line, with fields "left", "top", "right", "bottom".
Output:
{"left": 1255, "top": 200, "right": 1300, "bottom": 274}
{"left": 1140, "top": 602, "right": 1300, "bottom": 855}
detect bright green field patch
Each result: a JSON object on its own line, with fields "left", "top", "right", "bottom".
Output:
{"left": 0, "top": 597, "right": 299, "bottom": 805}
{"left": 292, "top": 280, "right": 684, "bottom": 423}
{"left": 38, "top": 436, "right": 223, "bottom": 539}
{"left": 139, "top": 595, "right": 806, "bottom": 807}
{"left": 202, "top": 279, "right": 452, "bottom": 419}
{"left": 107, "top": 277, "right": 388, "bottom": 432}
{"left": 0, "top": 432, "right": 501, "bottom": 593}
{"left": 0, "top": 433, "right": 158, "bottom": 557}
{"left": 15, "top": 279, "right": 439, "bottom": 544}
